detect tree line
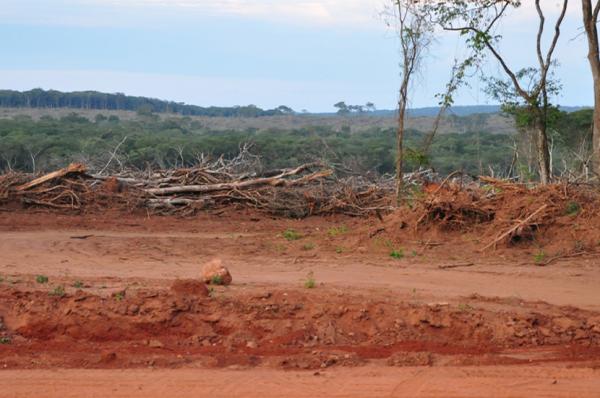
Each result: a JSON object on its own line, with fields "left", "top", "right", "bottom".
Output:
{"left": 0, "top": 89, "right": 295, "bottom": 118}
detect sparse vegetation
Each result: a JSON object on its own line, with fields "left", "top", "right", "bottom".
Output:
{"left": 49, "top": 285, "right": 65, "bottom": 297}
{"left": 458, "top": 303, "right": 474, "bottom": 312}
{"left": 210, "top": 275, "right": 224, "bottom": 285}
{"left": 327, "top": 225, "right": 348, "bottom": 237}
{"left": 72, "top": 280, "right": 84, "bottom": 288}
{"left": 114, "top": 291, "right": 125, "bottom": 301}
{"left": 0, "top": 337, "right": 11, "bottom": 345}
{"left": 208, "top": 286, "right": 216, "bottom": 298}
{"left": 335, "top": 246, "right": 344, "bottom": 254}
{"left": 302, "top": 242, "right": 316, "bottom": 251}
{"left": 36, "top": 275, "right": 49, "bottom": 284}
{"left": 283, "top": 229, "right": 302, "bottom": 241}
{"left": 390, "top": 249, "right": 404, "bottom": 259}
{"left": 534, "top": 251, "right": 546, "bottom": 264}
{"left": 565, "top": 202, "right": 581, "bottom": 216}
{"left": 304, "top": 271, "right": 316, "bottom": 289}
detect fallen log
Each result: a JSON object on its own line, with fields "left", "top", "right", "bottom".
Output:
{"left": 145, "top": 168, "right": 332, "bottom": 196}
{"left": 15, "top": 163, "right": 87, "bottom": 192}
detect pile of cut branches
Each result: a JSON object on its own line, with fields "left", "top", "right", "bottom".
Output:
{"left": 410, "top": 176, "right": 600, "bottom": 249}
{"left": 0, "top": 157, "right": 394, "bottom": 217}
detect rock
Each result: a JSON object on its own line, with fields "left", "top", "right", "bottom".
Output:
{"left": 246, "top": 341, "right": 258, "bottom": 349}
{"left": 170, "top": 279, "right": 209, "bottom": 297}
{"left": 128, "top": 304, "right": 140, "bottom": 315}
{"left": 201, "top": 258, "right": 232, "bottom": 286}
{"left": 148, "top": 339, "right": 164, "bottom": 348}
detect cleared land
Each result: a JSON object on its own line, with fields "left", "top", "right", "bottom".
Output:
{"left": 0, "top": 208, "right": 599, "bottom": 397}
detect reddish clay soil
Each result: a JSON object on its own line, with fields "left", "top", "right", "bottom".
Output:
{"left": 1, "top": 210, "right": 600, "bottom": 397}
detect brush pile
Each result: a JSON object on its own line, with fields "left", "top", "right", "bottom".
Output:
{"left": 407, "top": 176, "right": 600, "bottom": 249}
{"left": 0, "top": 157, "right": 394, "bottom": 217}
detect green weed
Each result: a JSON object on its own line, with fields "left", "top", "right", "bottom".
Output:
{"left": 304, "top": 272, "right": 316, "bottom": 289}
{"left": 36, "top": 275, "right": 49, "bottom": 284}
{"left": 283, "top": 229, "right": 302, "bottom": 241}
{"left": 0, "top": 337, "right": 11, "bottom": 345}
{"left": 565, "top": 201, "right": 581, "bottom": 216}
{"left": 302, "top": 242, "right": 315, "bottom": 251}
{"left": 210, "top": 275, "right": 224, "bottom": 285}
{"left": 49, "top": 285, "right": 65, "bottom": 297}
{"left": 327, "top": 225, "right": 348, "bottom": 237}
{"left": 390, "top": 249, "right": 404, "bottom": 259}
{"left": 533, "top": 251, "right": 546, "bottom": 264}
{"left": 72, "top": 280, "right": 84, "bottom": 289}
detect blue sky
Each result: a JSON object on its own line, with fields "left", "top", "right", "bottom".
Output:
{"left": 0, "top": 0, "right": 592, "bottom": 111}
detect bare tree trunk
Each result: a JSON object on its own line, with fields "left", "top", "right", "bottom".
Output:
{"left": 582, "top": 0, "right": 600, "bottom": 176}
{"left": 396, "top": 99, "right": 406, "bottom": 204}
{"left": 535, "top": 118, "right": 551, "bottom": 184}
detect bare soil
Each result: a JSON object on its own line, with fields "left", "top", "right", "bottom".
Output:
{"left": 1, "top": 210, "right": 600, "bottom": 397}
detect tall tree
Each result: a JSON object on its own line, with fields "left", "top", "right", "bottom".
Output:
{"left": 388, "top": 0, "right": 434, "bottom": 203}
{"left": 582, "top": 0, "right": 600, "bottom": 176}
{"left": 432, "top": 0, "right": 568, "bottom": 184}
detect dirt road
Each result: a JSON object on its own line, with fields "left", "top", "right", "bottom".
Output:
{"left": 2, "top": 366, "right": 600, "bottom": 398}
{"left": 1, "top": 212, "right": 599, "bottom": 397}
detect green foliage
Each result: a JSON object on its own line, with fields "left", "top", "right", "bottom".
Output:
{"left": 335, "top": 246, "right": 344, "bottom": 254}
{"left": 458, "top": 303, "right": 474, "bottom": 312}
{"left": 533, "top": 251, "right": 546, "bottom": 264}
{"left": 390, "top": 249, "right": 405, "bottom": 259}
{"left": 210, "top": 275, "right": 224, "bottom": 285}
{"left": 0, "top": 337, "right": 11, "bottom": 345}
{"left": 0, "top": 106, "right": 590, "bottom": 179}
{"left": 565, "top": 202, "right": 581, "bottom": 216}
{"left": 114, "top": 291, "right": 125, "bottom": 301}
{"left": 36, "top": 275, "right": 49, "bottom": 284}
{"left": 283, "top": 229, "right": 302, "bottom": 241}
{"left": 302, "top": 243, "right": 316, "bottom": 251}
{"left": 72, "top": 280, "right": 84, "bottom": 289}
{"left": 304, "top": 272, "right": 316, "bottom": 289}
{"left": 49, "top": 285, "right": 65, "bottom": 297}
{"left": 327, "top": 225, "right": 348, "bottom": 237}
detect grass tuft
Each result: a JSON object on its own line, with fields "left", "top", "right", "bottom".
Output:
{"left": 283, "top": 229, "right": 302, "bottom": 241}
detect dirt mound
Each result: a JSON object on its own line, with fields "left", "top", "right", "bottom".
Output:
{"left": 170, "top": 279, "right": 209, "bottom": 297}
{"left": 371, "top": 181, "right": 600, "bottom": 254}
{"left": 1, "top": 285, "right": 599, "bottom": 369}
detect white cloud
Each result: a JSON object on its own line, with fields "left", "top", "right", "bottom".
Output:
{"left": 76, "top": 0, "right": 384, "bottom": 27}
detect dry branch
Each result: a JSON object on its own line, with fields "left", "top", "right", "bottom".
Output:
{"left": 480, "top": 204, "right": 548, "bottom": 251}
{"left": 15, "top": 163, "right": 86, "bottom": 191}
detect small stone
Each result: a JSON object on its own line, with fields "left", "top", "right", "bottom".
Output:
{"left": 246, "top": 341, "right": 257, "bottom": 349}
{"left": 148, "top": 339, "right": 164, "bottom": 348}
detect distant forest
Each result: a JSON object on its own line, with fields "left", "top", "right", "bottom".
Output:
{"left": 0, "top": 89, "right": 295, "bottom": 118}
{"left": 0, "top": 108, "right": 592, "bottom": 179}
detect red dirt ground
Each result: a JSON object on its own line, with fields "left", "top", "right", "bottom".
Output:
{"left": 1, "top": 209, "right": 600, "bottom": 397}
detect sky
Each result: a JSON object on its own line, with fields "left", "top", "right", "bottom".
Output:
{"left": 0, "top": 0, "right": 593, "bottom": 112}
